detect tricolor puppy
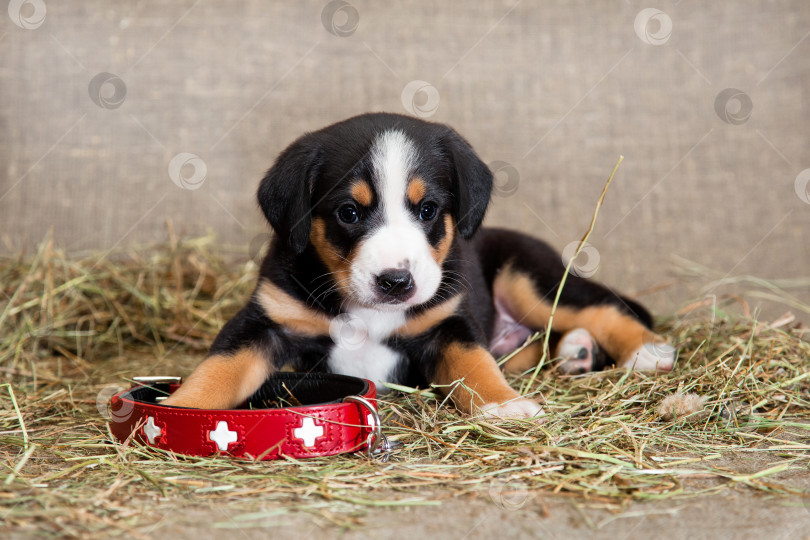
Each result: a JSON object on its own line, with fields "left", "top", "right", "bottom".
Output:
{"left": 164, "top": 113, "right": 675, "bottom": 419}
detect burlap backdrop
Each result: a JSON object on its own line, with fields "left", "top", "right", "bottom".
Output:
{"left": 2, "top": 1, "right": 808, "bottom": 316}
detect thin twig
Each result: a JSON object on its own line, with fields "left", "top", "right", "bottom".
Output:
{"left": 521, "top": 155, "right": 623, "bottom": 393}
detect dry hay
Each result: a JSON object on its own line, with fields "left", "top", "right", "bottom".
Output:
{"left": 1, "top": 234, "right": 809, "bottom": 537}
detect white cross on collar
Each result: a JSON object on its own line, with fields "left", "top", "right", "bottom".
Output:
{"left": 293, "top": 417, "right": 325, "bottom": 447}
{"left": 143, "top": 416, "right": 162, "bottom": 445}
{"left": 209, "top": 420, "right": 238, "bottom": 451}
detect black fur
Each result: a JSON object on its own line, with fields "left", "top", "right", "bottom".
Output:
{"left": 257, "top": 138, "right": 322, "bottom": 254}
{"left": 441, "top": 127, "right": 493, "bottom": 239}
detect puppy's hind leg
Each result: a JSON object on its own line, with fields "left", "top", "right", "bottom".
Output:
{"left": 493, "top": 264, "right": 675, "bottom": 372}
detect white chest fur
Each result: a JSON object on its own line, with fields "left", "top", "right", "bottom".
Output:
{"left": 327, "top": 308, "right": 405, "bottom": 393}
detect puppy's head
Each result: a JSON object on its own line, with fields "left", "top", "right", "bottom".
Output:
{"left": 258, "top": 113, "right": 492, "bottom": 310}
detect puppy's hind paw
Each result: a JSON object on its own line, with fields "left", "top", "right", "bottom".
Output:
{"left": 556, "top": 328, "right": 604, "bottom": 374}
{"left": 481, "top": 398, "right": 545, "bottom": 421}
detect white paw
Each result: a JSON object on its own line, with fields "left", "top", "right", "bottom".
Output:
{"left": 624, "top": 342, "right": 676, "bottom": 371}
{"left": 557, "top": 328, "right": 598, "bottom": 374}
{"left": 481, "top": 398, "right": 545, "bottom": 421}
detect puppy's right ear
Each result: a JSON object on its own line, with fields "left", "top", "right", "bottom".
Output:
{"left": 257, "top": 136, "right": 322, "bottom": 254}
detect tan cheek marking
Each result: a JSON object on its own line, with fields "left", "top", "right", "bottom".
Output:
{"left": 309, "top": 217, "right": 356, "bottom": 298}
{"left": 256, "top": 279, "right": 333, "bottom": 336}
{"left": 431, "top": 214, "right": 455, "bottom": 265}
{"left": 493, "top": 266, "right": 663, "bottom": 363}
{"left": 396, "top": 295, "right": 463, "bottom": 337}
{"left": 162, "top": 348, "right": 272, "bottom": 409}
{"left": 435, "top": 342, "right": 520, "bottom": 414}
{"left": 407, "top": 177, "right": 427, "bottom": 205}
{"left": 351, "top": 180, "right": 373, "bottom": 207}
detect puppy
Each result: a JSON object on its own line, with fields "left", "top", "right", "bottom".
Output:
{"left": 164, "top": 113, "right": 674, "bottom": 419}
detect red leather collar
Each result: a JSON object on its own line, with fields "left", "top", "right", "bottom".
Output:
{"left": 108, "top": 373, "right": 379, "bottom": 460}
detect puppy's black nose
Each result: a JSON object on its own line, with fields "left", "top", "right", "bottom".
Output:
{"left": 375, "top": 269, "right": 415, "bottom": 300}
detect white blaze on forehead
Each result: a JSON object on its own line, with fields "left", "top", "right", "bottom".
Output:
{"left": 371, "top": 129, "right": 417, "bottom": 220}
{"left": 349, "top": 129, "right": 442, "bottom": 308}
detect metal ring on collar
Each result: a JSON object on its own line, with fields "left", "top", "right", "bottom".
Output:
{"left": 343, "top": 395, "right": 382, "bottom": 458}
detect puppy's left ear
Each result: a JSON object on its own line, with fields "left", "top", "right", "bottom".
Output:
{"left": 257, "top": 135, "right": 323, "bottom": 254}
{"left": 442, "top": 129, "right": 493, "bottom": 239}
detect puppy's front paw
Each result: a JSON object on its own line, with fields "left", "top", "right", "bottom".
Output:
{"left": 624, "top": 342, "right": 676, "bottom": 371}
{"left": 481, "top": 398, "right": 545, "bottom": 421}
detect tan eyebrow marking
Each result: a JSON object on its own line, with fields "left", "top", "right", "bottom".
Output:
{"left": 351, "top": 180, "right": 373, "bottom": 206}
{"left": 407, "top": 177, "right": 427, "bottom": 205}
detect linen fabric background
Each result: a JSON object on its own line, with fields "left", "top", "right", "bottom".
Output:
{"left": 2, "top": 0, "right": 808, "bottom": 316}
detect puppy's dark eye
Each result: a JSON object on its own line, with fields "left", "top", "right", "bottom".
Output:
{"left": 338, "top": 204, "right": 360, "bottom": 224}
{"left": 419, "top": 202, "right": 438, "bottom": 221}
